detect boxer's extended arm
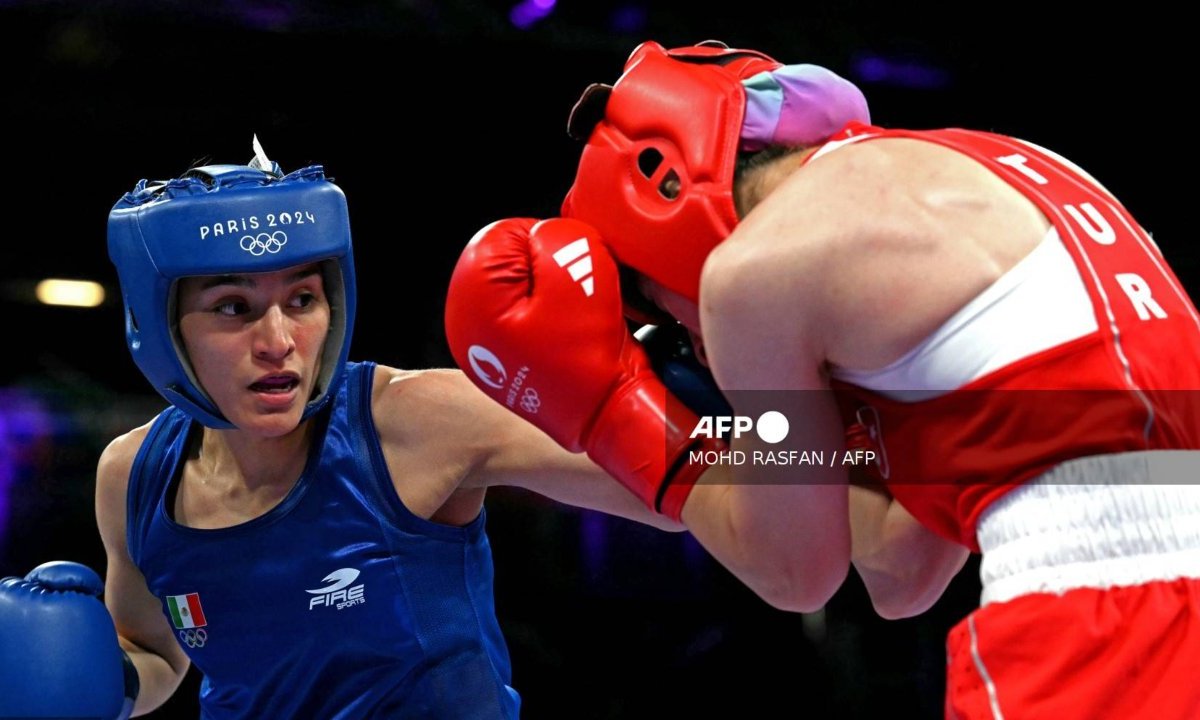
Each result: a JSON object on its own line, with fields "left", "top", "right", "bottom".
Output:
{"left": 849, "top": 486, "right": 969, "bottom": 618}
{"left": 96, "top": 428, "right": 191, "bottom": 715}
{"left": 370, "top": 366, "right": 683, "bottom": 531}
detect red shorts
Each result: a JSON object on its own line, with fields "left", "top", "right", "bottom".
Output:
{"left": 946, "top": 578, "right": 1200, "bottom": 720}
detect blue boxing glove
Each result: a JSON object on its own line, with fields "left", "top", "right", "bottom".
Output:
{"left": 636, "top": 322, "right": 734, "bottom": 420}
{"left": 0, "top": 561, "right": 139, "bottom": 720}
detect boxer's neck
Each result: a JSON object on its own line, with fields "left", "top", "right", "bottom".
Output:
{"left": 734, "top": 145, "right": 818, "bottom": 219}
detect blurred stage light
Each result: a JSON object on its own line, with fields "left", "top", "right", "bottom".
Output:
{"left": 35, "top": 279, "right": 106, "bottom": 308}
{"left": 851, "top": 53, "right": 951, "bottom": 90}
{"left": 609, "top": 4, "right": 647, "bottom": 34}
{"left": 510, "top": 0, "right": 556, "bottom": 29}
{"left": 0, "top": 388, "right": 53, "bottom": 547}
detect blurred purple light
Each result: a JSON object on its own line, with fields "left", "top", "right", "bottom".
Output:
{"left": 226, "top": 0, "right": 297, "bottom": 31}
{"left": 609, "top": 4, "right": 647, "bottom": 34}
{"left": 0, "top": 389, "right": 53, "bottom": 546}
{"left": 580, "top": 510, "right": 608, "bottom": 577}
{"left": 854, "top": 56, "right": 889, "bottom": 83}
{"left": 509, "top": 0, "right": 555, "bottom": 29}
{"left": 851, "top": 53, "right": 951, "bottom": 90}
{"left": 509, "top": 6, "right": 536, "bottom": 29}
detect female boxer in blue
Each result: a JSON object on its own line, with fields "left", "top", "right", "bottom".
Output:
{"left": 0, "top": 144, "right": 678, "bottom": 719}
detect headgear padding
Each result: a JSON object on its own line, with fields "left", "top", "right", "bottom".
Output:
{"left": 108, "top": 163, "right": 356, "bottom": 428}
{"left": 563, "top": 40, "right": 869, "bottom": 305}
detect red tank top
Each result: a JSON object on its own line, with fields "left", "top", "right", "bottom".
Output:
{"left": 829, "top": 123, "right": 1200, "bottom": 550}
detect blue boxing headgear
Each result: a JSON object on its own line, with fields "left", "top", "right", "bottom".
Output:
{"left": 107, "top": 161, "right": 356, "bottom": 428}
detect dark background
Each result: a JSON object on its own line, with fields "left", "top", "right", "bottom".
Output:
{"left": 0, "top": 2, "right": 1188, "bottom": 718}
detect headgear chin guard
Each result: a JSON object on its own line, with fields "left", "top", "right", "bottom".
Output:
{"left": 562, "top": 40, "right": 869, "bottom": 307}
{"left": 108, "top": 161, "right": 357, "bottom": 429}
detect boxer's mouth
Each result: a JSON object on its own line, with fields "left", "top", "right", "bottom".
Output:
{"left": 250, "top": 374, "right": 300, "bottom": 393}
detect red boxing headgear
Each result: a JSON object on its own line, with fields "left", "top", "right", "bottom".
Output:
{"left": 563, "top": 40, "right": 870, "bottom": 311}
{"left": 562, "top": 41, "right": 779, "bottom": 306}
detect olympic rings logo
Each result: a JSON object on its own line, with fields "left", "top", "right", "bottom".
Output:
{"left": 179, "top": 628, "right": 208, "bottom": 648}
{"left": 519, "top": 387, "right": 540, "bottom": 414}
{"left": 240, "top": 231, "right": 288, "bottom": 256}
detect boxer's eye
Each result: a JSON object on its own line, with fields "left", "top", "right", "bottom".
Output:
{"left": 213, "top": 300, "right": 248, "bottom": 317}
{"left": 290, "top": 292, "right": 317, "bottom": 309}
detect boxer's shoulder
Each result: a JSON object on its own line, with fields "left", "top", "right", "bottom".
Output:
{"left": 367, "top": 364, "right": 488, "bottom": 522}
{"left": 371, "top": 364, "right": 478, "bottom": 420}
{"left": 96, "top": 417, "right": 158, "bottom": 492}
{"left": 95, "top": 417, "right": 159, "bottom": 544}
{"left": 368, "top": 364, "right": 497, "bottom": 453}
{"left": 722, "top": 140, "right": 924, "bottom": 268}
{"left": 796, "top": 135, "right": 1045, "bottom": 238}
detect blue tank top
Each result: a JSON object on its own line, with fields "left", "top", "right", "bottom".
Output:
{"left": 126, "top": 362, "right": 520, "bottom": 719}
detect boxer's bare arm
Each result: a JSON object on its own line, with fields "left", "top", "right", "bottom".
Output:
{"left": 371, "top": 366, "right": 684, "bottom": 531}
{"left": 849, "top": 487, "right": 969, "bottom": 618}
{"left": 680, "top": 240, "right": 853, "bottom": 612}
{"left": 95, "top": 424, "right": 191, "bottom": 715}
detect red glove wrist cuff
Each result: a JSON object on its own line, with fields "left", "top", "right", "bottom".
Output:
{"left": 585, "top": 377, "right": 722, "bottom": 521}
{"left": 657, "top": 434, "right": 725, "bottom": 521}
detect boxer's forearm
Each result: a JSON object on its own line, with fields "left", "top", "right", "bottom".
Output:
{"left": 849, "top": 488, "right": 969, "bottom": 619}
{"left": 118, "top": 636, "right": 188, "bottom": 716}
{"left": 683, "top": 464, "right": 850, "bottom": 613}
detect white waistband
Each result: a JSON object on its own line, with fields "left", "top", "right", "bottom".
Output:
{"left": 976, "top": 451, "right": 1200, "bottom": 605}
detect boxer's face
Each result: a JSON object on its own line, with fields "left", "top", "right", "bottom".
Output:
{"left": 637, "top": 275, "right": 709, "bottom": 367}
{"left": 176, "top": 263, "right": 330, "bottom": 437}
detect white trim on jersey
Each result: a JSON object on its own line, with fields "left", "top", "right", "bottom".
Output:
{"left": 829, "top": 228, "right": 1098, "bottom": 401}
{"left": 806, "top": 131, "right": 877, "bottom": 163}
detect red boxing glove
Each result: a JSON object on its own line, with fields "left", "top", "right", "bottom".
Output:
{"left": 444, "top": 217, "right": 722, "bottom": 520}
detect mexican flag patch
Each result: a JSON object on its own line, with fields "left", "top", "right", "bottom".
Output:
{"left": 166, "top": 593, "right": 208, "bottom": 629}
